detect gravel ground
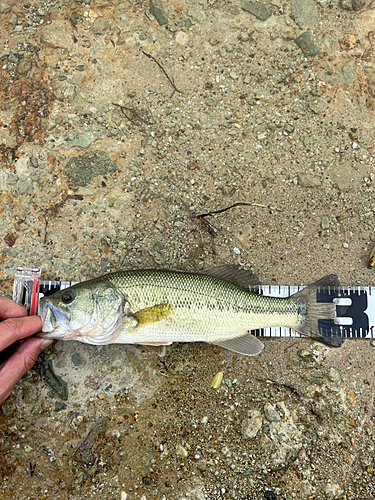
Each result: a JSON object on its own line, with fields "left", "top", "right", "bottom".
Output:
{"left": 1, "top": 0, "right": 375, "bottom": 499}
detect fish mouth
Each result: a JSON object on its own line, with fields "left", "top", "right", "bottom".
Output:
{"left": 38, "top": 298, "right": 70, "bottom": 338}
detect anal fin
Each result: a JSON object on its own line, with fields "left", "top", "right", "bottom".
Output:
{"left": 209, "top": 333, "right": 264, "bottom": 356}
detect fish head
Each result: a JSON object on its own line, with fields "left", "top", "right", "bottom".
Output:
{"left": 38, "top": 282, "right": 124, "bottom": 344}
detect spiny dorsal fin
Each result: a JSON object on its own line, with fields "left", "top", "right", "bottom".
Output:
{"left": 204, "top": 265, "right": 260, "bottom": 290}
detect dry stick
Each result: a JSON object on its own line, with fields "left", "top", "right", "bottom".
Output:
{"left": 196, "top": 201, "right": 283, "bottom": 237}
{"left": 43, "top": 195, "right": 83, "bottom": 244}
{"left": 197, "top": 201, "right": 283, "bottom": 220}
{"left": 112, "top": 102, "right": 154, "bottom": 124}
{"left": 140, "top": 49, "right": 182, "bottom": 95}
{"left": 258, "top": 378, "right": 302, "bottom": 399}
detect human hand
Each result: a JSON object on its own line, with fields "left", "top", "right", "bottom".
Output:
{"left": 0, "top": 296, "right": 53, "bottom": 405}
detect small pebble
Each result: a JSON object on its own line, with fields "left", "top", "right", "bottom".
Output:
{"left": 211, "top": 371, "right": 224, "bottom": 389}
{"left": 328, "top": 368, "right": 340, "bottom": 382}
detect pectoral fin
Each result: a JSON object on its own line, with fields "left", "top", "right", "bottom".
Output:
{"left": 209, "top": 333, "right": 264, "bottom": 356}
{"left": 133, "top": 303, "right": 172, "bottom": 327}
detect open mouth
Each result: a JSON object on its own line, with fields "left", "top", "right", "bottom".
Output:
{"left": 39, "top": 299, "right": 69, "bottom": 335}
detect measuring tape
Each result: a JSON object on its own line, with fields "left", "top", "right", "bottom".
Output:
{"left": 12, "top": 266, "right": 375, "bottom": 342}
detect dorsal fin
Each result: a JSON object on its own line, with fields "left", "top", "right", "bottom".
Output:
{"left": 204, "top": 265, "right": 260, "bottom": 290}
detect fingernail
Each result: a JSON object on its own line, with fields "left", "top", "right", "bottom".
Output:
{"left": 40, "top": 339, "right": 54, "bottom": 349}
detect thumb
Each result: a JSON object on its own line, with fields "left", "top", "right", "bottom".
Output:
{"left": 0, "top": 337, "right": 53, "bottom": 405}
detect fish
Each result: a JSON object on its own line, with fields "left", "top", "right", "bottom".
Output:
{"left": 37, "top": 266, "right": 341, "bottom": 356}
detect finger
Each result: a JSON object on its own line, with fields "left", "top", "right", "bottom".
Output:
{"left": 0, "top": 296, "right": 27, "bottom": 321}
{"left": 0, "top": 316, "right": 42, "bottom": 351}
{"left": 0, "top": 337, "right": 53, "bottom": 405}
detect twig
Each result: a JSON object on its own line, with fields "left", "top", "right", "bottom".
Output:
{"left": 196, "top": 202, "right": 283, "bottom": 221}
{"left": 257, "top": 378, "right": 302, "bottom": 399}
{"left": 42, "top": 194, "right": 83, "bottom": 244}
{"left": 269, "top": 379, "right": 302, "bottom": 399}
{"left": 195, "top": 202, "right": 282, "bottom": 253}
{"left": 195, "top": 202, "right": 282, "bottom": 238}
{"left": 112, "top": 102, "right": 154, "bottom": 124}
{"left": 140, "top": 49, "right": 182, "bottom": 95}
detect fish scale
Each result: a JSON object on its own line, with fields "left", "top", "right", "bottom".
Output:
{"left": 83, "top": 269, "right": 302, "bottom": 343}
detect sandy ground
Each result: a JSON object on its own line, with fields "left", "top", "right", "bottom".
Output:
{"left": 1, "top": 0, "right": 375, "bottom": 499}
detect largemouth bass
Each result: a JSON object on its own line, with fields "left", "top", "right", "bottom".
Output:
{"left": 38, "top": 266, "right": 339, "bottom": 356}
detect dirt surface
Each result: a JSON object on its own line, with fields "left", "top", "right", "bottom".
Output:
{"left": 1, "top": 0, "right": 375, "bottom": 499}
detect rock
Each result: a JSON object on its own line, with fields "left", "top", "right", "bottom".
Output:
{"left": 308, "top": 101, "right": 323, "bottom": 114}
{"left": 321, "top": 216, "right": 329, "bottom": 229}
{"left": 341, "top": 59, "right": 357, "bottom": 85}
{"left": 175, "top": 31, "right": 188, "bottom": 46}
{"left": 54, "top": 401, "right": 67, "bottom": 412}
{"left": 340, "top": 0, "right": 365, "bottom": 11}
{"left": 16, "top": 57, "right": 32, "bottom": 76}
{"left": 339, "top": 35, "right": 356, "bottom": 51}
{"left": 9, "top": 13, "right": 17, "bottom": 26}
{"left": 150, "top": 0, "right": 169, "bottom": 26}
{"left": 297, "top": 173, "right": 321, "bottom": 187}
{"left": 238, "top": 32, "right": 250, "bottom": 42}
{"left": 209, "top": 33, "right": 222, "bottom": 46}
{"left": 40, "top": 20, "right": 74, "bottom": 50}
{"left": 328, "top": 368, "right": 340, "bottom": 382}
{"left": 352, "top": 0, "right": 366, "bottom": 9}
{"left": 71, "top": 353, "right": 83, "bottom": 366}
{"left": 241, "top": 410, "right": 263, "bottom": 438}
{"left": 18, "top": 176, "right": 33, "bottom": 195}
{"left": 55, "top": 81, "right": 76, "bottom": 101}
{"left": 90, "top": 41, "right": 104, "bottom": 55}
{"left": 291, "top": 0, "right": 319, "bottom": 27}
{"left": 264, "top": 491, "right": 278, "bottom": 500}
{"left": 187, "top": 10, "right": 206, "bottom": 23}
{"left": 267, "top": 410, "right": 302, "bottom": 465}
{"left": 15, "top": 156, "right": 30, "bottom": 176}
{"left": 176, "top": 444, "right": 188, "bottom": 458}
{"left": 70, "top": 131, "right": 95, "bottom": 150}
{"left": 346, "top": 391, "right": 357, "bottom": 406}
{"left": 1, "top": 399, "right": 16, "bottom": 416}
{"left": 242, "top": 1, "right": 271, "bottom": 21}
{"left": 0, "top": 3, "right": 11, "bottom": 14}
{"left": 299, "top": 349, "right": 313, "bottom": 358}
{"left": 8, "top": 50, "right": 19, "bottom": 64}
{"left": 264, "top": 403, "right": 281, "bottom": 422}
{"left": 0, "top": 169, "right": 9, "bottom": 190}
{"left": 294, "top": 31, "right": 319, "bottom": 56}
{"left": 92, "top": 17, "right": 109, "bottom": 35}
{"left": 325, "top": 483, "right": 342, "bottom": 499}
{"left": 328, "top": 162, "right": 362, "bottom": 190}
{"left": 77, "top": 187, "right": 95, "bottom": 196}
{"left": 64, "top": 151, "right": 117, "bottom": 188}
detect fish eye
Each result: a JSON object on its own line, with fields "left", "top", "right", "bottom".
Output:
{"left": 61, "top": 291, "right": 75, "bottom": 304}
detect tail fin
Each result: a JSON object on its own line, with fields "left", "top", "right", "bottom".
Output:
{"left": 290, "top": 275, "right": 342, "bottom": 347}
